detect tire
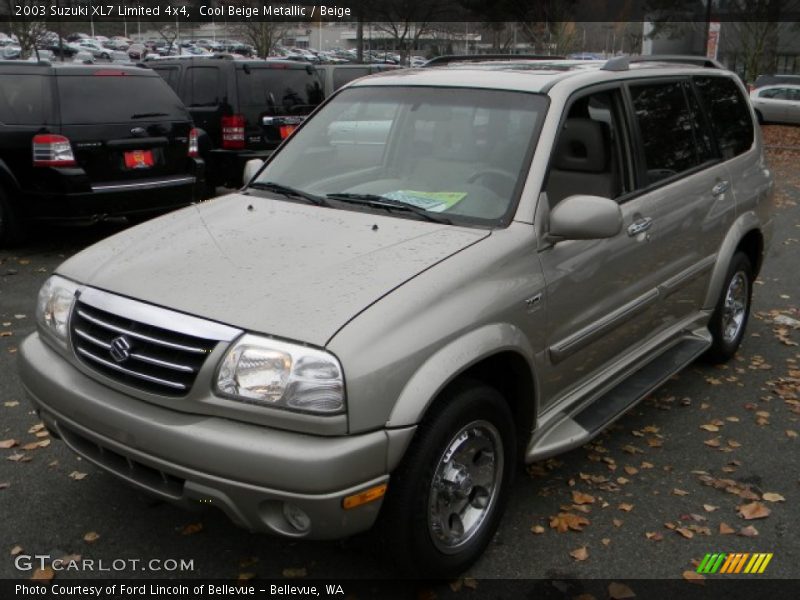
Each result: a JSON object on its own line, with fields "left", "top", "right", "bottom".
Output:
{"left": 704, "top": 252, "right": 754, "bottom": 363}
{"left": 0, "top": 188, "right": 26, "bottom": 247}
{"left": 379, "top": 380, "right": 516, "bottom": 578}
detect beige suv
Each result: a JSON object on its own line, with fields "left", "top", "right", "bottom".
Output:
{"left": 21, "top": 56, "right": 773, "bottom": 577}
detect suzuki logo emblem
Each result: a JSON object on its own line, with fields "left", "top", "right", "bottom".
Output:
{"left": 109, "top": 336, "right": 132, "bottom": 363}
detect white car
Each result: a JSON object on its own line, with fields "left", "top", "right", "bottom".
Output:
{"left": 750, "top": 84, "right": 800, "bottom": 125}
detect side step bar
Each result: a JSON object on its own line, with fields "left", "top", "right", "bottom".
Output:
{"left": 527, "top": 332, "right": 711, "bottom": 461}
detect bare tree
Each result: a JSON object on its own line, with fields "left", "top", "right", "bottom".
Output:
{"left": 367, "top": 0, "right": 454, "bottom": 64}
{"left": 3, "top": 0, "right": 47, "bottom": 59}
{"left": 232, "top": 21, "right": 289, "bottom": 58}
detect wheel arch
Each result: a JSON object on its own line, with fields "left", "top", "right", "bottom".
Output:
{"left": 703, "top": 213, "right": 764, "bottom": 311}
{"left": 386, "top": 323, "right": 539, "bottom": 465}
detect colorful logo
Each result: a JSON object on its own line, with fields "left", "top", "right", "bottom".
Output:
{"left": 697, "top": 552, "right": 773, "bottom": 574}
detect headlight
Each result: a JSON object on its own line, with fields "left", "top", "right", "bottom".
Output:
{"left": 36, "top": 275, "right": 80, "bottom": 345}
{"left": 216, "top": 334, "right": 345, "bottom": 415}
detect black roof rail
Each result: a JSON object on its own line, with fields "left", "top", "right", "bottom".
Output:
{"left": 602, "top": 54, "right": 725, "bottom": 71}
{"left": 424, "top": 54, "right": 566, "bottom": 67}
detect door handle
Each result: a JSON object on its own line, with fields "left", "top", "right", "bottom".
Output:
{"left": 627, "top": 217, "right": 653, "bottom": 237}
{"left": 712, "top": 180, "right": 730, "bottom": 196}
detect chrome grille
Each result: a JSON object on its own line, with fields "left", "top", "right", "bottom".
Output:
{"left": 70, "top": 300, "right": 218, "bottom": 396}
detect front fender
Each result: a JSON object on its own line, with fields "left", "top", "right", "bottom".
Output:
{"left": 386, "top": 322, "right": 537, "bottom": 428}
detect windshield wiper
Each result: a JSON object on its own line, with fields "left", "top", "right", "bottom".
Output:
{"left": 326, "top": 193, "right": 452, "bottom": 224}
{"left": 249, "top": 181, "right": 330, "bottom": 207}
{"left": 131, "top": 112, "right": 168, "bottom": 119}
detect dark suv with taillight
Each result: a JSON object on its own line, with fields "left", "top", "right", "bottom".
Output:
{"left": 0, "top": 61, "right": 204, "bottom": 246}
{"left": 147, "top": 56, "right": 324, "bottom": 190}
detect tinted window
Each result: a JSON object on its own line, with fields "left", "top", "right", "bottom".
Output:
{"left": 332, "top": 67, "right": 370, "bottom": 91}
{"left": 0, "top": 74, "right": 47, "bottom": 125}
{"left": 630, "top": 82, "right": 702, "bottom": 184}
{"left": 694, "top": 76, "right": 753, "bottom": 160}
{"left": 237, "top": 67, "right": 323, "bottom": 115}
{"left": 185, "top": 66, "right": 221, "bottom": 106}
{"left": 151, "top": 66, "right": 180, "bottom": 93}
{"left": 57, "top": 74, "right": 189, "bottom": 124}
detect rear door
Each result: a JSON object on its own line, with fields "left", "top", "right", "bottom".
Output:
{"left": 235, "top": 63, "right": 323, "bottom": 151}
{"left": 179, "top": 64, "right": 226, "bottom": 147}
{"left": 56, "top": 70, "right": 193, "bottom": 183}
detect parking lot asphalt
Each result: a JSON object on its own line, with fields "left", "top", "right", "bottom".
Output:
{"left": 1, "top": 132, "right": 799, "bottom": 589}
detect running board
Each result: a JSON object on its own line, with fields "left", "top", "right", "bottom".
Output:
{"left": 527, "top": 332, "right": 711, "bottom": 461}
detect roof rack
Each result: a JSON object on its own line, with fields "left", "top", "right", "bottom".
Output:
{"left": 424, "top": 54, "right": 566, "bottom": 67}
{"left": 602, "top": 54, "right": 724, "bottom": 71}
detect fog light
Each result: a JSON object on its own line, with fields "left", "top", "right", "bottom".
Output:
{"left": 282, "top": 502, "right": 311, "bottom": 533}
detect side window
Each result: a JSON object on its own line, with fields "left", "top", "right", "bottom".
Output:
{"left": 682, "top": 81, "right": 715, "bottom": 164}
{"left": 0, "top": 75, "right": 46, "bottom": 125}
{"left": 332, "top": 67, "right": 369, "bottom": 91}
{"left": 630, "top": 81, "right": 702, "bottom": 185}
{"left": 152, "top": 67, "right": 180, "bottom": 94}
{"left": 185, "top": 67, "right": 220, "bottom": 107}
{"left": 546, "top": 88, "right": 630, "bottom": 207}
{"left": 694, "top": 76, "right": 754, "bottom": 160}
{"left": 759, "top": 88, "right": 785, "bottom": 99}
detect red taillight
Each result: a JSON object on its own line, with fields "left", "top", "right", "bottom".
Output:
{"left": 221, "top": 115, "right": 245, "bottom": 149}
{"left": 279, "top": 124, "right": 297, "bottom": 139}
{"left": 188, "top": 127, "right": 199, "bottom": 157}
{"left": 32, "top": 134, "right": 76, "bottom": 167}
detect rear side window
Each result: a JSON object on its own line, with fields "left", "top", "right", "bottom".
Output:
{"left": 151, "top": 66, "right": 180, "bottom": 93}
{"left": 185, "top": 66, "right": 221, "bottom": 107}
{"left": 332, "top": 67, "right": 370, "bottom": 91}
{"left": 237, "top": 67, "right": 323, "bottom": 116}
{"left": 0, "top": 74, "right": 47, "bottom": 125}
{"left": 629, "top": 81, "right": 704, "bottom": 185}
{"left": 57, "top": 74, "right": 189, "bottom": 124}
{"left": 693, "top": 76, "right": 754, "bottom": 160}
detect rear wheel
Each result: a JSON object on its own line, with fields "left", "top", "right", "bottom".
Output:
{"left": 380, "top": 380, "right": 516, "bottom": 577}
{"left": 0, "top": 188, "right": 26, "bottom": 247}
{"left": 705, "top": 252, "right": 753, "bottom": 363}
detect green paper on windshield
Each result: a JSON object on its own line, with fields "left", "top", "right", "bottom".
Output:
{"left": 382, "top": 190, "right": 467, "bottom": 212}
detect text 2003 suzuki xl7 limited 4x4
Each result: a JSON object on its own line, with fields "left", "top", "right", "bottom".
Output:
{"left": 20, "top": 56, "right": 773, "bottom": 576}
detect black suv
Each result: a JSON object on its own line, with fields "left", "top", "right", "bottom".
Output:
{"left": 0, "top": 61, "right": 204, "bottom": 245}
{"left": 147, "top": 57, "right": 324, "bottom": 189}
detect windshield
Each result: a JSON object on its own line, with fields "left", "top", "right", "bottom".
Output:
{"left": 252, "top": 86, "right": 547, "bottom": 226}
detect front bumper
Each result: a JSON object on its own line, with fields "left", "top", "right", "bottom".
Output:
{"left": 19, "top": 334, "right": 396, "bottom": 540}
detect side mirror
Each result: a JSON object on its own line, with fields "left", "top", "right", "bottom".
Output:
{"left": 242, "top": 159, "right": 265, "bottom": 186}
{"left": 548, "top": 195, "right": 622, "bottom": 241}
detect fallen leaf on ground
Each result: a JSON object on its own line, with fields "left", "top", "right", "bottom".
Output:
{"left": 282, "top": 568, "right": 307, "bottom": 578}
{"left": 0, "top": 439, "right": 18, "bottom": 449}
{"left": 645, "top": 531, "right": 663, "bottom": 541}
{"left": 624, "top": 466, "right": 638, "bottom": 475}
{"left": 676, "top": 528, "right": 694, "bottom": 539}
{"left": 602, "top": 538, "right": 611, "bottom": 546}
{"left": 570, "top": 546, "right": 589, "bottom": 561}
{"left": 618, "top": 503, "right": 634, "bottom": 512}
{"left": 738, "top": 502, "right": 771, "bottom": 520}
{"left": 27, "top": 423, "right": 45, "bottom": 434}
{"left": 572, "top": 490, "right": 596, "bottom": 505}
{"left": 704, "top": 438, "right": 721, "bottom": 448}
{"left": 180, "top": 523, "right": 204, "bottom": 535}
{"left": 237, "top": 573, "right": 255, "bottom": 582}
{"left": 762, "top": 492, "right": 786, "bottom": 502}
{"left": 549, "top": 512, "right": 590, "bottom": 532}
{"left": 463, "top": 578, "right": 478, "bottom": 590}
{"left": 608, "top": 582, "right": 636, "bottom": 599}
{"left": 682, "top": 571, "right": 705, "bottom": 584}
{"left": 4, "top": 401, "right": 19, "bottom": 407}
{"left": 719, "top": 522, "right": 735, "bottom": 535}
{"left": 703, "top": 504, "right": 719, "bottom": 512}
{"left": 739, "top": 525, "right": 759, "bottom": 537}
{"left": 700, "top": 424, "right": 719, "bottom": 432}
{"left": 10, "top": 545, "right": 23, "bottom": 556}
{"left": 531, "top": 525, "right": 545, "bottom": 534}
{"left": 31, "top": 567, "right": 54, "bottom": 581}
{"left": 672, "top": 488, "right": 689, "bottom": 496}
{"left": 82, "top": 532, "right": 100, "bottom": 544}
{"left": 613, "top": 518, "right": 623, "bottom": 527}
{"left": 787, "top": 430, "right": 798, "bottom": 439}
{"left": 68, "top": 471, "right": 87, "bottom": 480}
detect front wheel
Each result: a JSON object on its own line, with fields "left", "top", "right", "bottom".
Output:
{"left": 379, "top": 381, "right": 516, "bottom": 577}
{"left": 705, "top": 252, "right": 754, "bottom": 363}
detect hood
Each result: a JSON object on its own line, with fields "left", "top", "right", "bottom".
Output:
{"left": 58, "top": 194, "right": 489, "bottom": 346}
